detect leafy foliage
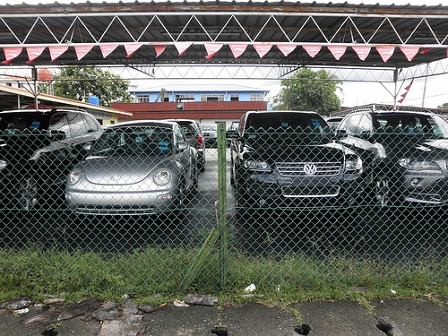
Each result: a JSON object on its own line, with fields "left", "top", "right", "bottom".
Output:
{"left": 272, "top": 68, "right": 341, "bottom": 116}
{"left": 53, "top": 66, "right": 132, "bottom": 107}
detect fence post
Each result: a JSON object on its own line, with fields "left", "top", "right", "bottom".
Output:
{"left": 216, "top": 121, "right": 228, "bottom": 289}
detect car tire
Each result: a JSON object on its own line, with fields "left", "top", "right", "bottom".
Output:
{"left": 19, "top": 177, "right": 39, "bottom": 211}
{"left": 171, "top": 182, "right": 186, "bottom": 219}
{"left": 198, "top": 159, "right": 205, "bottom": 173}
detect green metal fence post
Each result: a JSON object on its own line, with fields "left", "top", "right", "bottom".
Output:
{"left": 216, "top": 121, "right": 228, "bottom": 289}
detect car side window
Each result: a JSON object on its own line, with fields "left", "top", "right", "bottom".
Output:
{"left": 68, "top": 112, "right": 89, "bottom": 138}
{"left": 84, "top": 114, "right": 100, "bottom": 133}
{"left": 357, "top": 114, "right": 372, "bottom": 136}
{"left": 238, "top": 115, "right": 246, "bottom": 136}
{"left": 49, "top": 113, "right": 72, "bottom": 138}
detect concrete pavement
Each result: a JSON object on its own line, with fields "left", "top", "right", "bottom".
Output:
{"left": 0, "top": 296, "right": 447, "bottom": 336}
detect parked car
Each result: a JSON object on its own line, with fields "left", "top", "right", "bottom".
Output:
{"left": 325, "top": 116, "right": 343, "bottom": 131}
{"left": 200, "top": 124, "right": 218, "bottom": 148}
{"left": 226, "top": 121, "right": 239, "bottom": 147}
{"left": 65, "top": 120, "right": 198, "bottom": 216}
{"left": 0, "top": 108, "right": 103, "bottom": 210}
{"left": 164, "top": 119, "right": 205, "bottom": 172}
{"left": 336, "top": 109, "right": 448, "bottom": 206}
{"left": 230, "top": 110, "right": 364, "bottom": 209}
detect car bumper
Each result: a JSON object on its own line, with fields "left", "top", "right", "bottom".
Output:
{"left": 65, "top": 189, "right": 181, "bottom": 215}
{"left": 237, "top": 173, "right": 364, "bottom": 209}
{"left": 402, "top": 172, "right": 448, "bottom": 205}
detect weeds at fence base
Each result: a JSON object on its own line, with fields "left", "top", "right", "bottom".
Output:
{"left": 0, "top": 247, "right": 447, "bottom": 304}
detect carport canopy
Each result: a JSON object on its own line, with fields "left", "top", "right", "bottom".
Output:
{"left": 1, "top": 1, "right": 448, "bottom": 83}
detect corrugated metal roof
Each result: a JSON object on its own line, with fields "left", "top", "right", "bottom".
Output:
{"left": 1, "top": 1, "right": 448, "bottom": 73}
{"left": 0, "top": 85, "right": 132, "bottom": 116}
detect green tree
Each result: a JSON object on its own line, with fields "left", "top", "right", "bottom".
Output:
{"left": 272, "top": 68, "right": 341, "bottom": 116}
{"left": 53, "top": 66, "right": 132, "bottom": 107}
{"left": 438, "top": 103, "right": 448, "bottom": 108}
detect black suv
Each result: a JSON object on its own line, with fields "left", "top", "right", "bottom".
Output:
{"left": 0, "top": 108, "right": 103, "bottom": 210}
{"left": 336, "top": 108, "right": 448, "bottom": 206}
{"left": 164, "top": 119, "right": 205, "bottom": 172}
{"left": 230, "top": 110, "right": 364, "bottom": 209}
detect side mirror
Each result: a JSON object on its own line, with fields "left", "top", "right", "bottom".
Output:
{"left": 336, "top": 129, "right": 347, "bottom": 138}
{"left": 177, "top": 142, "right": 187, "bottom": 152}
{"left": 83, "top": 143, "right": 92, "bottom": 152}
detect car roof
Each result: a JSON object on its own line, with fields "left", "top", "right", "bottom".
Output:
{"left": 0, "top": 108, "right": 91, "bottom": 115}
{"left": 108, "top": 120, "right": 176, "bottom": 129}
{"left": 163, "top": 118, "right": 197, "bottom": 123}
{"left": 246, "top": 110, "right": 318, "bottom": 115}
{"left": 349, "top": 110, "right": 436, "bottom": 117}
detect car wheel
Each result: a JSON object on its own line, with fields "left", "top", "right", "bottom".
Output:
{"left": 19, "top": 177, "right": 38, "bottom": 211}
{"left": 230, "top": 164, "right": 237, "bottom": 188}
{"left": 374, "top": 175, "right": 390, "bottom": 207}
{"left": 172, "top": 182, "right": 186, "bottom": 219}
{"left": 198, "top": 159, "right": 205, "bottom": 173}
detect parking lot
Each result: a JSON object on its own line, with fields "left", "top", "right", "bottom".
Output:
{"left": 1, "top": 147, "right": 446, "bottom": 265}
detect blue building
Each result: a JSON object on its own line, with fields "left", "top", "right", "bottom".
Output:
{"left": 129, "top": 84, "right": 271, "bottom": 106}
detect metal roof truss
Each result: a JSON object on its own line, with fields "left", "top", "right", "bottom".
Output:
{"left": 1, "top": 3, "right": 448, "bottom": 82}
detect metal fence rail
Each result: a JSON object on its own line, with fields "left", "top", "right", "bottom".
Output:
{"left": 1, "top": 124, "right": 447, "bottom": 294}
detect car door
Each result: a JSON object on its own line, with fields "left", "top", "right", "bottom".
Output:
{"left": 46, "top": 112, "right": 74, "bottom": 173}
{"left": 68, "top": 112, "right": 102, "bottom": 161}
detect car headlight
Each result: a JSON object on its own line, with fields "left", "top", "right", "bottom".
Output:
{"left": 243, "top": 159, "right": 271, "bottom": 171}
{"left": 345, "top": 156, "right": 363, "bottom": 172}
{"left": 67, "top": 169, "right": 82, "bottom": 185}
{"left": 398, "top": 158, "right": 441, "bottom": 172}
{"left": 153, "top": 168, "right": 172, "bottom": 186}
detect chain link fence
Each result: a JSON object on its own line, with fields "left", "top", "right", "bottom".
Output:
{"left": 1, "top": 119, "right": 447, "bottom": 295}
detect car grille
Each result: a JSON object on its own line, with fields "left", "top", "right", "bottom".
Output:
{"left": 275, "top": 162, "right": 342, "bottom": 176}
{"left": 73, "top": 204, "right": 157, "bottom": 215}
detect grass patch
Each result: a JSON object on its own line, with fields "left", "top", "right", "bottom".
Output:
{"left": 0, "top": 246, "right": 447, "bottom": 306}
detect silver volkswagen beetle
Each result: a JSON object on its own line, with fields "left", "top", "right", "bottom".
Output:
{"left": 65, "top": 120, "right": 198, "bottom": 215}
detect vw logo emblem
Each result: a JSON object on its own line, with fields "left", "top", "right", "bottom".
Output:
{"left": 303, "top": 164, "right": 317, "bottom": 175}
{"left": 110, "top": 174, "right": 119, "bottom": 181}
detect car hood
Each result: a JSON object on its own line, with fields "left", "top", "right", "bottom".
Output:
{"left": 375, "top": 134, "right": 448, "bottom": 159}
{"left": 80, "top": 155, "right": 174, "bottom": 185}
{"left": 243, "top": 141, "right": 348, "bottom": 163}
{"left": 418, "top": 139, "right": 448, "bottom": 159}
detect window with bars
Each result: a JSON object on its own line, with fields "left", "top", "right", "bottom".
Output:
{"left": 136, "top": 95, "right": 150, "bottom": 103}
{"left": 175, "top": 94, "right": 194, "bottom": 102}
{"left": 201, "top": 94, "right": 224, "bottom": 102}
{"left": 250, "top": 94, "right": 263, "bottom": 101}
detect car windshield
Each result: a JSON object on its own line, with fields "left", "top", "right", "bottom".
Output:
{"left": 374, "top": 114, "right": 448, "bottom": 138}
{"left": 0, "top": 113, "right": 52, "bottom": 132}
{"left": 246, "top": 113, "right": 333, "bottom": 135}
{"left": 91, "top": 126, "right": 173, "bottom": 156}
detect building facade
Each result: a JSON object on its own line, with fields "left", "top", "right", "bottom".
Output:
{"left": 112, "top": 84, "right": 271, "bottom": 127}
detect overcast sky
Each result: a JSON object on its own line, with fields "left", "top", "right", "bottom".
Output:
{"left": 2, "top": 0, "right": 447, "bottom": 108}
